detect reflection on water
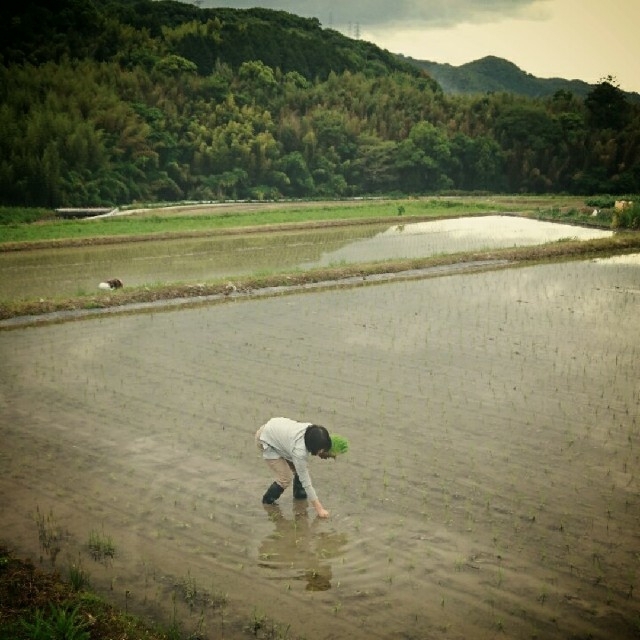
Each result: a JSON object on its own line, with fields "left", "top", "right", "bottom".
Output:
{"left": 303, "top": 215, "right": 613, "bottom": 267}
{"left": 0, "top": 216, "right": 615, "bottom": 302}
{"left": 593, "top": 252, "right": 640, "bottom": 265}
{"left": 258, "top": 503, "right": 348, "bottom": 591}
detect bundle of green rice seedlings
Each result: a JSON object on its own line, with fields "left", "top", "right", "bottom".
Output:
{"left": 328, "top": 434, "right": 349, "bottom": 458}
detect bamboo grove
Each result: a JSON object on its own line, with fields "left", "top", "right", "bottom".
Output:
{"left": 1, "top": 0, "right": 639, "bottom": 208}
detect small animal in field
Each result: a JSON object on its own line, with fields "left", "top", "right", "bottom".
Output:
{"left": 98, "top": 278, "right": 123, "bottom": 290}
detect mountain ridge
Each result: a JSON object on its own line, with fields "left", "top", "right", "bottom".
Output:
{"left": 399, "top": 54, "right": 640, "bottom": 102}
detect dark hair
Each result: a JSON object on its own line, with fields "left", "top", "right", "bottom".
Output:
{"left": 304, "top": 424, "right": 332, "bottom": 454}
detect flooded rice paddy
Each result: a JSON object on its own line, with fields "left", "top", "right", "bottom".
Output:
{"left": 0, "top": 216, "right": 611, "bottom": 302}
{"left": 304, "top": 215, "right": 611, "bottom": 268}
{"left": 1, "top": 217, "right": 639, "bottom": 639}
{"left": 0, "top": 225, "right": 383, "bottom": 301}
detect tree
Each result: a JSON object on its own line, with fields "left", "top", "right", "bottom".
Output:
{"left": 154, "top": 54, "right": 198, "bottom": 77}
{"left": 350, "top": 137, "right": 399, "bottom": 193}
{"left": 396, "top": 121, "right": 452, "bottom": 192}
{"left": 276, "top": 152, "right": 314, "bottom": 196}
{"left": 585, "top": 76, "right": 630, "bottom": 130}
{"left": 237, "top": 60, "right": 278, "bottom": 104}
{"left": 449, "top": 134, "right": 505, "bottom": 191}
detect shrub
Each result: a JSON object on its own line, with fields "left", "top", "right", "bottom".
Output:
{"left": 0, "top": 207, "right": 55, "bottom": 225}
{"left": 612, "top": 201, "right": 640, "bottom": 229}
{"left": 585, "top": 196, "right": 615, "bottom": 209}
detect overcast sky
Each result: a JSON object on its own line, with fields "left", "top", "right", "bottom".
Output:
{"left": 196, "top": 0, "right": 640, "bottom": 93}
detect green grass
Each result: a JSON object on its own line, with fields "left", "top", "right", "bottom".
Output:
{"left": 35, "top": 507, "right": 65, "bottom": 566}
{"left": 0, "top": 544, "right": 302, "bottom": 640}
{"left": 0, "top": 199, "right": 511, "bottom": 244}
{"left": 18, "top": 603, "right": 90, "bottom": 640}
{"left": 0, "top": 207, "right": 55, "bottom": 225}
{"left": 88, "top": 529, "right": 115, "bottom": 561}
{"left": 67, "top": 560, "right": 91, "bottom": 592}
{"left": 532, "top": 206, "right": 615, "bottom": 227}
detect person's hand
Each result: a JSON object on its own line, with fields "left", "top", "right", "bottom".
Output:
{"left": 312, "top": 499, "right": 329, "bottom": 518}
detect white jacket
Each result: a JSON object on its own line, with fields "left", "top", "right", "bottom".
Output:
{"left": 258, "top": 417, "right": 318, "bottom": 502}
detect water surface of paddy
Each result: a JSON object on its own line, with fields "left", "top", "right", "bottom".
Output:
{"left": 1, "top": 257, "right": 638, "bottom": 639}
{"left": 304, "top": 215, "right": 611, "bottom": 266}
{"left": 0, "top": 216, "right": 612, "bottom": 301}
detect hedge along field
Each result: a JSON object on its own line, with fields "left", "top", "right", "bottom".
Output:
{"left": 0, "top": 256, "right": 639, "bottom": 638}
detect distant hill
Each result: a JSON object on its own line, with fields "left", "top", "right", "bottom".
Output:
{"left": 400, "top": 54, "right": 640, "bottom": 103}
{"left": 2, "top": 0, "right": 424, "bottom": 82}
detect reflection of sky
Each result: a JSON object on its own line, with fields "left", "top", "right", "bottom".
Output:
{"left": 257, "top": 504, "right": 348, "bottom": 591}
{"left": 304, "top": 216, "right": 613, "bottom": 267}
{"left": 593, "top": 253, "right": 640, "bottom": 265}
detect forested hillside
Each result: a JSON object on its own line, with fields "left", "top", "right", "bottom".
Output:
{"left": 401, "top": 55, "right": 640, "bottom": 103}
{"left": 1, "top": 0, "right": 639, "bottom": 207}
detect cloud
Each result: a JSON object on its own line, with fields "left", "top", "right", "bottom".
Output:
{"left": 198, "top": 0, "right": 541, "bottom": 29}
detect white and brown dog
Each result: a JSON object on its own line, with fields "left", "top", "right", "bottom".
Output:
{"left": 98, "top": 278, "right": 123, "bottom": 290}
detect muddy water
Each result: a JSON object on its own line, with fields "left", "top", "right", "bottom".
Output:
{"left": 0, "top": 216, "right": 611, "bottom": 302}
{"left": 0, "top": 225, "right": 385, "bottom": 302}
{"left": 1, "top": 257, "right": 639, "bottom": 639}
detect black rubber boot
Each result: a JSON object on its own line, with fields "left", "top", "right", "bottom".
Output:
{"left": 262, "top": 482, "right": 285, "bottom": 504}
{"left": 293, "top": 474, "right": 307, "bottom": 500}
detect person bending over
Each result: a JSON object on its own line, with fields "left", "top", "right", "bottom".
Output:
{"left": 255, "top": 417, "right": 332, "bottom": 519}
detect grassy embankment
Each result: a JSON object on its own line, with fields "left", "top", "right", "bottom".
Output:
{"left": 0, "top": 196, "right": 599, "bottom": 245}
{"left": 0, "top": 544, "right": 176, "bottom": 640}
{"left": 0, "top": 198, "right": 516, "bottom": 245}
